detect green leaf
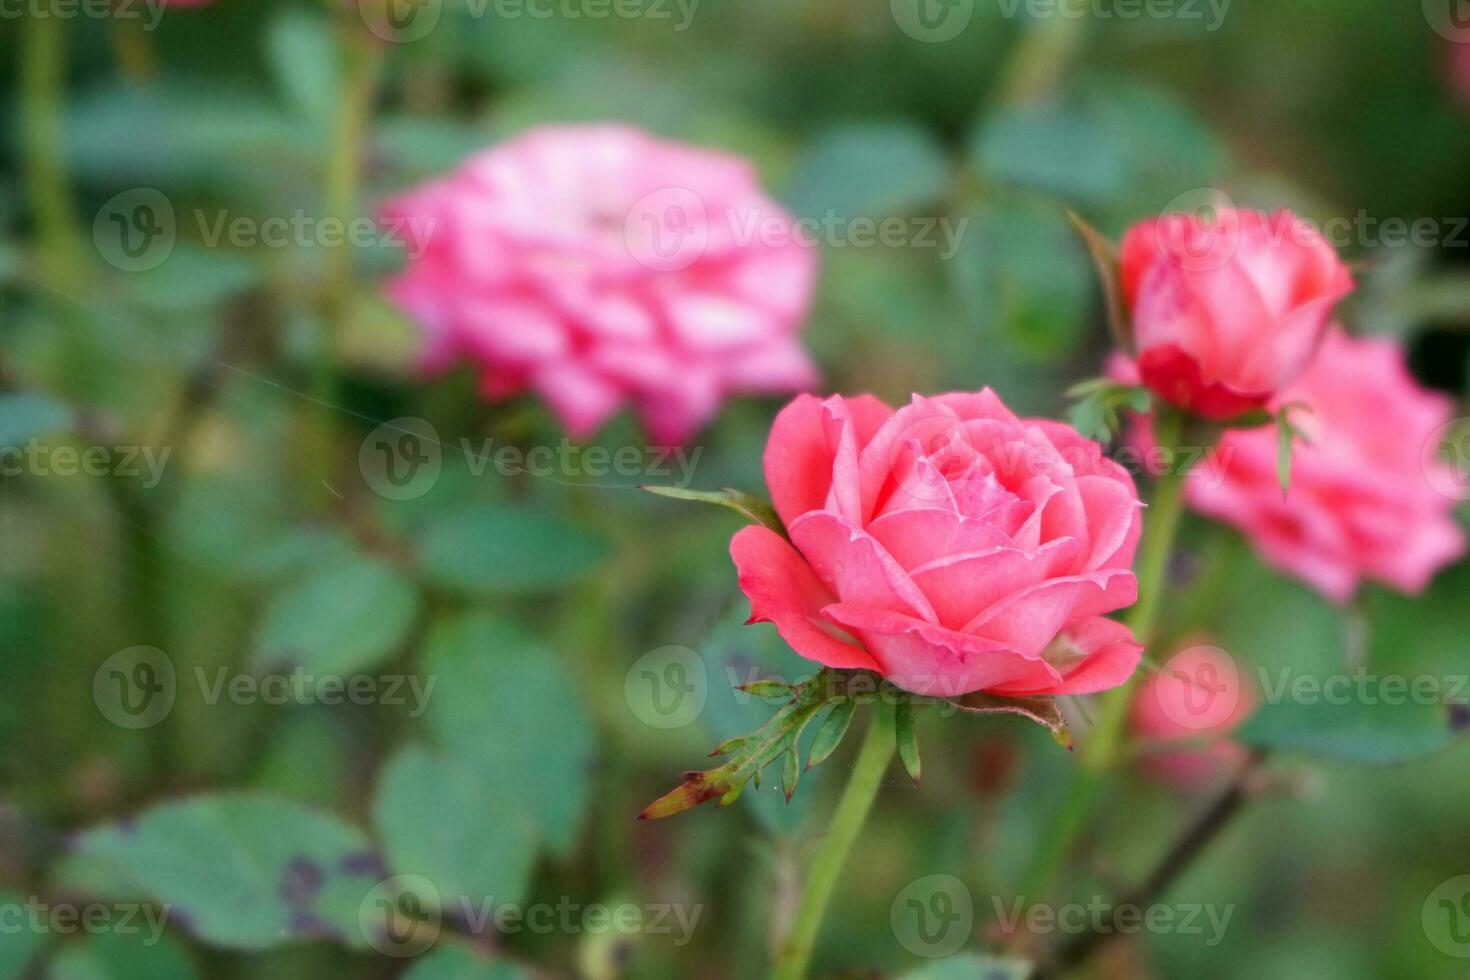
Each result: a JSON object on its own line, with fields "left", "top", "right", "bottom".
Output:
{"left": 373, "top": 744, "right": 540, "bottom": 906}
{"left": 0, "top": 887, "right": 48, "bottom": 977}
{"left": 895, "top": 699, "right": 921, "bottom": 786}
{"left": 46, "top": 931, "right": 199, "bottom": 980}
{"left": 0, "top": 392, "right": 71, "bottom": 449}
{"left": 416, "top": 504, "right": 606, "bottom": 594}
{"left": 1236, "top": 695, "right": 1469, "bottom": 766}
{"left": 403, "top": 946, "right": 530, "bottom": 980}
{"left": 971, "top": 104, "right": 1128, "bottom": 204}
{"left": 640, "top": 485, "right": 784, "bottom": 536}
{"left": 420, "top": 614, "right": 594, "bottom": 855}
{"left": 782, "top": 739, "right": 800, "bottom": 802}
{"left": 806, "top": 700, "right": 856, "bottom": 771}
{"left": 783, "top": 121, "right": 950, "bottom": 219}
{"left": 267, "top": 10, "right": 341, "bottom": 128}
{"left": 253, "top": 555, "right": 421, "bottom": 676}
{"left": 735, "top": 678, "right": 795, "bottom": 701}
{"left": 948, "top": 691, "right": 1072, "bottom": 749}
{"left": 68, "top": 794, "right": 378, "bottom": 951}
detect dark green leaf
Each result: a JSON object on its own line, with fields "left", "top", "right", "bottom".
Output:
{"left": 783, "top": 122, "right": 950, "bottom": 220}
{"left": 46, "top": 931, "right": 199, "bottom": 980}
{"left": 806, "top": 700, "right": 857, "bottom": 771}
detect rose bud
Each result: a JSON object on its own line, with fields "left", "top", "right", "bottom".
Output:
{"left": 1120, "top": 207, "right": 1353, "bottom": 420}
{"left": 730, "top": 391, "right": 1145, "bottom": 698}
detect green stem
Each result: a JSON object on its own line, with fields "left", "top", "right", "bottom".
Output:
{"left": 989, "top": 0, "right": 1091, "bottom": 109}
{"left": 1017, "top": 409, "right": 1193, "bottom": 911}
{"left": 772, "top": 707, "right": 896, "bottom": 980}
{"left": 21, "top": 10, "right": 83, "bottom": 284}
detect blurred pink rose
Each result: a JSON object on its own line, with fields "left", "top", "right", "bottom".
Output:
{"left": 1120, "top": 207, "right": 1353, "bottom": 420}
{"left": 1130, "top": 643, "right": 1257, "bottom": 790}
{"left": 381, "top": 124, "right": 818, "bottom": 443}
{"left": 730, "top": 390, "right": 1144, "bottom": 698}
{"left": 1127, "top": 328, "right": 1466, "bottom": 603}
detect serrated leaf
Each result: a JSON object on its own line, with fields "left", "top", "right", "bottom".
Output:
{"left": 895, "top": 700, "right": 921, "bottom": 785}
{"left": 949, "top": 692, "right": 1071, "bottom": 749}
{"left": 1067, "top": 210, "right": 1132, "bottom": 353}
{"left": 640, "top": 485, "right": 784, "bottom": 536}
{"left": 806, "top": 700, "right": 857, "bottom": 770}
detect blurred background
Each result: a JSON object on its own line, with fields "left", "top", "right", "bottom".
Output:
{"left": 4, "top": 0, "right": 1470, "bottom": 977}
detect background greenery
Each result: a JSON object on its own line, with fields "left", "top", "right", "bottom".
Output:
{"left": 3, "top": 0, "right": 1470, "bottom": 977}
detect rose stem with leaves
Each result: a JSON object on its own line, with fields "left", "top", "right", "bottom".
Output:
{"left": 770, "top": 704, "right": 897, "bottom": 980}
{"left": 1020, "top": 407, "right": 1196, "bottom": 907}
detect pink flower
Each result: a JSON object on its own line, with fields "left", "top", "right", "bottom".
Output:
{"left": 1130, "top": 643, "right": 1256, "bottom": 790}
{"left": 730, "top": 390, "right": 1145, "bottom": 698}
{"left": 380, "top": 124, "right": 818, "bottom": 444}
{"left": 1120, "top": 207, "right": 1353, "bottom": 420}
{"left": 1132, "top": 329, "right": 1466, "bottom": 603}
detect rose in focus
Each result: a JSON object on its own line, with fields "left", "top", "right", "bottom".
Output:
{"left": 730, "top": 390, "right": 1145, "bottom": 698}
{"left": 1121, "top": 207, "right": 1353, "bottom": 420}
{"left": 381, "top": 124, "right": 818, "bottom": 444}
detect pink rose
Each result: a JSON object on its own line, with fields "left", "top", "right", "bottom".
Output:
{"left": 730, "top": 390, "right": 1145, "bottom": 698}
{"left": 1120, "top": 207, "right": 1353, "bottom": 420}
{"left": 1132, "top": 328, "right": 1466, "bottom": 602}
{"left": 381, "top": 124, "right": 818, "bottom": 444}
{"left": 1130, "top": 643, "right": 1257, "bottom": 790}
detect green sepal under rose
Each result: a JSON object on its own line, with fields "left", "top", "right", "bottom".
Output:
{"left": 640, "top": 484, "right": 785, "bottom": 536}
{"left": 1066, "top": 378, "right": 1152, "bottom": 443}
{"left": 638, "top": 670, "right": 1074, "bottom": 819}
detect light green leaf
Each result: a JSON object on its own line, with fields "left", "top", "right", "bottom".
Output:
{"left": 46, "top": 932, "right": 199, "bottom": 980}
{"left": 68, "top": 795, "right": 378, "bottom": 951}
{"left": 421, "top": 614, "right": 594, "bottom": 855}
{"left": 895, "top": 700, "right": 921, "bottom": 786}
{"left": 641, "top": 485, "right": 784, "bottom": 536}
{"left": 253, "top": 555, "right": 422, "bottom": 676}
{"left": 806, "top": 700, "right": 856, "bottom": 771}
{"left": 373, "top": 745, "right": 539, "bottom": 907}
{"left": 416, "top": 505, "right": 605, "bottom": 594}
